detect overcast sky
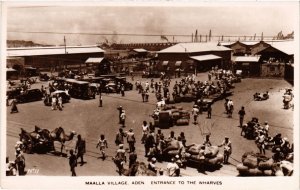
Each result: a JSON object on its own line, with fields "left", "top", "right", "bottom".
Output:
{"left": 7, "top": 3, "right": 298, "bottom": 45}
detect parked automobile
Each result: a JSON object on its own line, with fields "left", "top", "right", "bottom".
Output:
{"left": 15, "top": 89, "right": 43, "bottom": 103}
{"left": 65, "top": 79, "right": 95, "bottom": 99}
{"left": 115, "top": 77, "right": 133, "bottom": 91}
{"left": 44, "top": 90, "right": 71, "bottom": 106}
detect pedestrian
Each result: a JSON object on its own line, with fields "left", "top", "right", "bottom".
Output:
{"left": 192, "top": 105, "right": 199, "bottom": 124}
{"left": 115, "top": 128, "right": 126, "bottom": 146}
{"left": 51, "top": 95, "right": 57, "bottom": 110}
{"left": 114, "top": 144, "right": 126, "bottom": 176}
{"left": 149, "top": 122, "right": 155, "bottom": 133}
{"left": 218, "top": 136, "right": 232, "bottom": 164}
{"left": 154, "top": 82, "right": 158, "bottom": 92}
{"left": 179, "top": 132, "right": 186, "bottom": 147}
{"left": 69, "top": 149, "right": 77, "bottom": 176}
{"left": 145, "top": 90, "right": 149, "bottom": 102}
{"left": 197, "top": 145, "right": 206, "bottom": 173}
{"left": 75, "top": 135, "right": 86, "bottom": 166}
{"left": 15, "top": 149, "right": 25, "bottom": 176}
{"left": 120, "top": 110, "right": 126, "bottom": 127}
{"left": 58, "top": 95, "right": 63, "bottom": 111}
{"left": 208, "top": 71, "right": 212, "bottom": 81}
{"left": 141, "top": 90, "right": 145, "bottom": 102}
{"left": 203, "top": 135, "right": 212, "bottom": 147}
{"left": 145, "top": 81, "right": 150, "bottom": 92}
{"left": 207, "top": 104, "right": 212, "bottom": 119}
{"left": 263, "top": 121, "right": 269, "bottom": 137}
{"left": 167, "top": 158, "right": 180, "bottom": 177}
{"left": 224, "top": 99, "right": 229, "bottom": 114}
{"left": 121, "top": 84, "right": 125, "bottom": 96}
{"left": 155, "top": 129, "right": 164, "bottom": 147}
{"left": 167, "top": 131, "right": 177, "bottom": 141}
{"left": 255, "top": 132, "right": 266, "bottom": 155}
{"left": 99, "top": 94, "right": 103, "bottom": 107}
{"left": 141, "top": 121, "right": 149, "bottom": 144}
{"left": 238, "top": 106, "right": 246, "bottom": 127}
{"left": 127, "top": 128, "right": 136, "bottom": 153}
{"left": 96, "top": 134, "right": 108, "bottom": 160}
{"left": 227, "top": 99, "right": 234, "bottom": 118}
{"left": 144, "top": 133, "right": 155, "bottom": 157}
{"left": 128, "top": 150, "right": 137, "bottom": 169}
{"left": 117, "top": 106, "right": 123, "bottom": 124}
{"left": 10, "top": 99, "right": 19, "bottom": 114}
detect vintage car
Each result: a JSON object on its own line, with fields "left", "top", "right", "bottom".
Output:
{"left": 15, "top": 89, "right": 43, "bottom": 103}
{"left": 115, "top": 77, "right": 133, "bottom": 91}
{"left": 44, "top": 90, "right": 71, "bottom": 106}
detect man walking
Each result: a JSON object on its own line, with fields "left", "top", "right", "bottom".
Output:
{"left": 207, "top": 104, "right": 212, "bottom": 119}
{"left": 99, "top": 94, "right": 103, "bottom": 107}
{"left": 120, "top": 110, "right": 126, "bottom": 127}
{"left": 75, "top": 135, "right": 86, "bottom": 166}
{"left": 69, "top": 149, "right": 77, "bottom": 176}
{"left": 192, "top": 105, "right": 200, "bottom": 124}
{"left": 238, "top": 106, "right": 246, "bottom": 127}
{"left": 117, "top": 106, "right": 123, "bottom": 124}
{"left": 218, "top": 136, "right": 232, "bottom": 164}
{"left": 127, "top": 128, "right": 136, "bottom": 153}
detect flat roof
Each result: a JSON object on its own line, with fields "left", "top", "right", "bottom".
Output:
{"left": 85, "top": 57, "right": 104, "bottom": 63}
{"left": 235, "top": 56, "right": 261, "bottom": 62}
{"left": 190, "top": 54, "right": 222, "bottom": 61}
{"left": 133, "top": 48, "right": 148, "bottom": 53}
{"left": 158, "top": 42, "right": 231, "bottom": 53}
{"left": 7, "top": 45, "right": 105, "bottom": 57}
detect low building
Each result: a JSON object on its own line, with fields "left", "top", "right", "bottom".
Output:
{"left": 129, "top": 48, "right": 148, "bottom": 58}
{"left": 255, "top": 41, "right": 294, "bottom": 63}
{"left": 261, "top": 61, "right": 285, "bottom": 78}
{"left": 157, "top": 42, "right": 232, "bottom": 74}
{"left": 234, "top": 56, "right": 261, "bottom": 77}
{"left": 7, "top": 45, "right": 105, "bottom": 72}
{"left": 85, "top": 57, "right": 111, "bottom": 75}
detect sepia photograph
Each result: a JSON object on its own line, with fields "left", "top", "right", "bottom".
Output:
{"left": 1, "top": 1, "right": 299, "bottom": 189}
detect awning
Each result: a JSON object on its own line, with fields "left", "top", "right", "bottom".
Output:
{"left": 175, "top": 61, "right": 182, "bottom": 66}
{"left": 242, "top": 63, "right": 250, "bottom": 66}
{"left": 7, "top": 68, "right": 17, "bottom": 72}
{"left": 162, "top": 61, "right": 169, "bottom": 66}
{"left": 85, "top": 57, "right": 104, "bottom": 64}
{"left": 189, "top": 54, "right": 222, "bottom": 62}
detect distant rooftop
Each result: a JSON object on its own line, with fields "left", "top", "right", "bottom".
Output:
{"left": 133, "top": 48, "right": 148, "bottom": 53}
{"left": 7, "top": 45, "right": 105, "bottom": 57}
{"left": 158, "top": 42, "right": 232, "bottom": 53}
{"left": 190, "top": 54, "right": 222, "bottom": 62}
{"left": 235, "top": 56, "right": 261, "bottom": 62}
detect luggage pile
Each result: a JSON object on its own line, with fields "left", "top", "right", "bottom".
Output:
{"left": 186, "top": 144, "right": 223, "bottom": 166}
{"left": 164, "top": 106, "right": 190, "bottom": 126}
{"left": 236, "top": 152, "right": 294, "bottom": 176}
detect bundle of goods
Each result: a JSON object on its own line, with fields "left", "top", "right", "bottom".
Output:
{"left": 163, "top": 140, "right": 180, "bottom": 156}
{"left": 180, "top": 94, "right": 195, "bottom": 102}
{"left": 236, "top": 152, "right": 293, "bottom": 176}
{"left": 187, "top": 144, "right": 223, "bottom": 165}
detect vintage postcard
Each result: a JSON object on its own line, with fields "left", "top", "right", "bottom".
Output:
{"left": 1, "top": 1, "right": 299, "bottom": 189}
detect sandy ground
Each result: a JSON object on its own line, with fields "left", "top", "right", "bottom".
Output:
{"left": 6, "top": 73, "right": 293, "bottom": 176}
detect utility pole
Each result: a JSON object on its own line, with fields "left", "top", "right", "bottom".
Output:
{"left": 64, "top": 36, "right": 67, "bottom": 54}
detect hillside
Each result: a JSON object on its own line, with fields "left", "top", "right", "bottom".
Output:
{"left": 7, "top": 40, "right": 51, "bottom": 48}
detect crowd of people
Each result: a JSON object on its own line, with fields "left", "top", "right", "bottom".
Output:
{"left": 7, "top": 66, "right": 293, "bottom": 177}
